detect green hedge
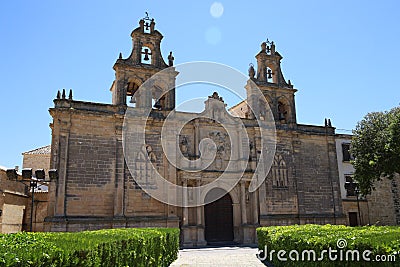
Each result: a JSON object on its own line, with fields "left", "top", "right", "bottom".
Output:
{"left": 0, "top": 228, "right": 179, "bottom": 267}
{"left": 257, "top": 224, "right": 400, "bottom": 267}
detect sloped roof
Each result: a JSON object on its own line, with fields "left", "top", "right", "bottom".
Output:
{"left": 0, "top": 165, "right": 9, "bottom": 171}
{"left": 23, "top": 145, "right": 51, "bottom": 155}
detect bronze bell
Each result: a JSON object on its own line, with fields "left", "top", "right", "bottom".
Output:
{"left": 267, "top": 69, "right": 273, "bottom": 79}
{"left": 143, "top": 49, "right": 150, "bottom": 61}
{"left": 153, "top": 100, "right": 162, "bottom": 109}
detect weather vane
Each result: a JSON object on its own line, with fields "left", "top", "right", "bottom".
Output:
{"left": 264, "top": 38, "right": 275, "bottom": 54}
{"left": 143, "top": 12, "right": 154, "bottom": 31}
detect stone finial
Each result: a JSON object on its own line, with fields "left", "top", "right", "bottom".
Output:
{"left": 56, "top": 90, "right": 61, "bottom": 99}
{"left": 209, "top": 92, "right": 224, "bottom": 102}
{"left": 68, "top": 89, "right": 73, "bottom": 100}
{"left": 150, "top": 19, "right": 155, "bottom": 33}
{"left": 168, "top": 51, "right": 174, "bottom": 66}
{"left": 325, "top": 118, "right": 332, "bottom": 127}
{"left": 248, "top": 63, "right": 255, "bottom": 79}
{"left": 288, "top": 80, "right": 292, "bottom": 85}
{"left": 62, "top": 89, "right": 66, "bottom": 99}
{"left": 119, "top": 52, "right": 122, "bottom": 59}
{"left": 261, "top": 42, "right": 267, "bottom": 52}
{"left": 270, "top": 41, "right": 276, "bottom": 54}
{"left": 139, "top": 19, "right": 145, "bottom": 30}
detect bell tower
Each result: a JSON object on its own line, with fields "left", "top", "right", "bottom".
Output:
{"left": 110, "top": 14, "right": 178, "bottom": 110}
{"left": 246, "top": 40, "right": 297, "bottom": 125}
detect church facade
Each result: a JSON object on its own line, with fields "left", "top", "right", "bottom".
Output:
{"left": 45, "top": 16, "right": 347, "bottom": 247}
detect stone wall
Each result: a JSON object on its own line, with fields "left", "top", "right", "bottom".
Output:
{"left": 336, "top": 135, "right": 400, "bottom": 226}
{"left": 46, "top": 96, "right": 349, "bottom": 243}
{"left": 342, "top": 178, "right": 400, "bottom": 227}
{"left": 45, "top": 100, "right": 178, "bottom": 232}
{"left": 366, "top": 177, "right": 400, "bottom": 225}
{"left": 22, "top": 153, "right": 51, "bottom": 175}
{"left": 0, "top": 168, "right": 28, "bottom": 233}
{"left": 260, "top": 126, "right": 345, "bottom": 226}
{"left": 0, "top": 168, "right": 50, "bottom": 233}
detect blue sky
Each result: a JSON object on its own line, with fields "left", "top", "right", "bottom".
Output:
{"left": 0, "top": 0, "right": 399, "bottom": 168}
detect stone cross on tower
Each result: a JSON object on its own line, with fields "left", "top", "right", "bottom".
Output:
{"left": 143, "top": 12, "right": 153, "bottom": 31}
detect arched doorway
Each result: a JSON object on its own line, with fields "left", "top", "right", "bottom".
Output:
{"left": 204, "top": 188, "right": 234, "bottom": 244}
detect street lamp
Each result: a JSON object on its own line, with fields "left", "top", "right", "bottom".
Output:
{"left": 354, "top": 186, "right": 362, "bottom": 226}
{"left": 345, "top": 180, "right": 362, "bottom": 226}
{"left": 6, "top": 169, "right": 18, "bottom": 180}
{"left": 6, "top": 168, "right": 58, "bottom": 232}
{"left": 48, "top": 169, "right": 59, "bottom": 182}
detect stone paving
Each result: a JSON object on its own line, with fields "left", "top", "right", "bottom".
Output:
{"left": 169, "top": 246, "right": 266, "bottom": 267}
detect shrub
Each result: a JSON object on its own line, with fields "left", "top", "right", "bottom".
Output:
{"left": 0, "top": 228, "right": 179, "bottom": 267}
{"left": 257, "top": 224, "right": 400, "bottom": 267}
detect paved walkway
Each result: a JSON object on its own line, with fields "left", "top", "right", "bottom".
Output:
{"left": 169, "top": 246, "right": 266, "bottom": 267}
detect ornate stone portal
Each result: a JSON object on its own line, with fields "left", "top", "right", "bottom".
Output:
{"left": 45, "top": 15, "right": 346, "bottom": 247}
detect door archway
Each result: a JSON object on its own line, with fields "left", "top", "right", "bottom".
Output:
{"left": 204, "top": 188, "right": 234, "bottom": 243}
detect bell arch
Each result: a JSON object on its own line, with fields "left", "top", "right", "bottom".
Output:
{"left": 276, "top": 96, "right": 291, "bottom": 123}
{"left": 151, "top": 85, "right": 164, "bottom": 109}
{"left": 258, "top": 95, "right": 273, "bottom": 121}
{"left": 126, "top": 78, "right": 142, "bottom": 106}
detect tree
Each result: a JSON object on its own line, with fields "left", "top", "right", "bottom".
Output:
{"left": 350, "top": 106, "right": 400, "bottom": 195}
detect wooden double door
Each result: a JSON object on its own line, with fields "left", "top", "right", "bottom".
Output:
{"left": 204, "top": 193, "right": 234, "bottom": 243}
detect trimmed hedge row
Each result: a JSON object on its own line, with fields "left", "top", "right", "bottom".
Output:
{"left": 0, "top": 228, "right": 179, "bottom": 267}
{"left": 257, "top": 224, "right": 400, "bottom": 267}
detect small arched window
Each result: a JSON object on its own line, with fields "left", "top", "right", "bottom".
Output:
{"left": 126, "top": 82, "right": 139, "bottom": 107}
{"left": 277, "top": 101, "right": 288, "bottom": 122}
{"left": 127, "top": 82, "right": 139, "bottom": 96}
{"left": 151, "top": 86, "right": 164, "bottom": 110}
